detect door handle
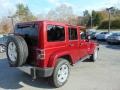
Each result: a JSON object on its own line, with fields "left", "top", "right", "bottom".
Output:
{"left": 69, "top": 44, "right": 74, "bottom": 47}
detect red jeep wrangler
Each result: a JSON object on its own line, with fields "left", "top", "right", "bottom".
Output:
{"left": 6, "top": 21, "right": 99, "bottom": 88}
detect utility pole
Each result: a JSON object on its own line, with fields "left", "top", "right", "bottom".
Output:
{"left": 108, "top": 10, "right": 111, "bottom": 33}
{"left": 106, "top": 7, "right": 115, "bottom": 33}
{"left": 8, "top": 15, "right": 16, "bottom": 33}
{"left": 91, "top": 15, "right": 93, "bottom": 29}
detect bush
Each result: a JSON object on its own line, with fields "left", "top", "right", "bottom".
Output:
{"left": 98, "top": 19, "right": 120, "bottom": 29}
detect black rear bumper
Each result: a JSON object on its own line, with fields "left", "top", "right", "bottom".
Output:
{"left": 18, "top": 66, "right": 53, "bottom": 78}
{"left": 35, "top": 67, "right": 53, "bottom": 77}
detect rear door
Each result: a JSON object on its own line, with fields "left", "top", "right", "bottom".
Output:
{"left": 15, "top": 23, "right": 39, "bottom": 65}
{"left": 68, "top": 27, "right": 80, "bottom": 62}
{"left": 79, "top": 31, "right": 89, "bottom": 58}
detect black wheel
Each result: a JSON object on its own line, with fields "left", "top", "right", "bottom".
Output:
{"left": 50, "top": 58, "right": 70, "bottom": 88}
{"left": 90, "top": 48, "right": 98, "bottom": 62}
{"left": 6, "top": 36, "right": 28, "bottom": 67}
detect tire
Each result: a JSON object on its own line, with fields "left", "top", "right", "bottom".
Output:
{"left": 6, "top": 35, "right": 28, "bottom": 67}
{"left": 50, "top": 58, "right": 70, "bottom": 88}
{"left": 90, "top": 48, "right": 98, "bottom": 62}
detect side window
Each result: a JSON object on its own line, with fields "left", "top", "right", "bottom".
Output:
{"left": 80, "top": 32, "right": 87, "bottom": 39}
{"left": 101, "top": 32, "right": 104, "bottom": 34}
{"left": 47, "top": 25, "right": 65, "bottom": 42}
{"left": 69, "top": 28, "right": 78, "bottom": 40}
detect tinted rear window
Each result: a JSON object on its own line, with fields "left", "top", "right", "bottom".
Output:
{"left": 15, "top": 24, "right": 38, "bottom": 36}
{"left": 15, "top": 24, "right": 38, "bottom": 46}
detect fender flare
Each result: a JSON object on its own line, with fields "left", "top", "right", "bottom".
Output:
{"left": 47, "top": 51, "right": 73, "bottom": 67}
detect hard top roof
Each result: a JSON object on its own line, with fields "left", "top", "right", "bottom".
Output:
{"left": 16, "top": 20, "right": 85, "bottom": 29}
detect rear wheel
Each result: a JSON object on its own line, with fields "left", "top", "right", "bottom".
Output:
{"left": 50, "top": 58, "right": 70, "bottom": 88}
{"left": 7, "top": 36, "right": 28, "bottom": 67}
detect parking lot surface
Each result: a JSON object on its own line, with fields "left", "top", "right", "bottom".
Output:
{"left": 0, "top": 43, "right": 120, "bottom": 90}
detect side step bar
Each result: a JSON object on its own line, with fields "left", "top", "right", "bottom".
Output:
{"left": 73, "top": 55, "right": 91, "bottom": 66}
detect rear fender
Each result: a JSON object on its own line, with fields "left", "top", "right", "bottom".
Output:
{"left": 47, "top": 51, "right": 73, "bottom": 67}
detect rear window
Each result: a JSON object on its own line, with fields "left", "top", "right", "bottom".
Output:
{"left": 15, "top": 24, "right": 38, "bottom": 36}
{"left": 15, "top": 23, "right": 38, "bottom": 46}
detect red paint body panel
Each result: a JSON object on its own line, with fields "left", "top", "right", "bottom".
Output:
{"left": 15, "top": 20, "right": 97, "bottom": 68}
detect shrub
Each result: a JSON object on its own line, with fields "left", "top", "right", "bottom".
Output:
{"left": 98, "top": 19, "right": 120, "bottom": 29}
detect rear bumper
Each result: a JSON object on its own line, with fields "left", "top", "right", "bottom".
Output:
{"left": 17, "top": 66, "right": 53, "bottom": 78}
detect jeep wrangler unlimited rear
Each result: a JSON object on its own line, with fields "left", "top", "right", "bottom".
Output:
{"left": 6, "top": 21, "right": 99, "bottom": 88}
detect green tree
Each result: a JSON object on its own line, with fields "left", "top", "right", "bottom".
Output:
{"left": 91, "top": 11, "right": 104, "bottom": 26}
{"left": 94, "top": 12, "right": 102, "bottom": 26}
{"left": 83, "top": 10, "right": 90, "bottom": 26}
{"left": 98, "top": 11, "right": 108, "bottom": 21}
{"left": 92, "top": 10, "right": 97, "bottom": 26}
{"left": 16, "top": 4, "right": 36, "bottom": 22}
{"left": 83, "top": 10, "right": 90, "bottom": 17}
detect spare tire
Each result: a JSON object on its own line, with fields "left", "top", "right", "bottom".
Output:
{"left": 6, "top": 36, "right": 28, "bottom": 67}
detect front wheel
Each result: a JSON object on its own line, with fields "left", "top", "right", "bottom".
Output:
{"left": 50, "top": 58, "right": 70, "bottom": 88}
{"left": 90, "top": 48, "right": 98, "bottom": 62}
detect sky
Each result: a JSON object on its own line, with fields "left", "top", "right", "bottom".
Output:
{"left": 0, "top": 0, "right": 120, "bottom": 17}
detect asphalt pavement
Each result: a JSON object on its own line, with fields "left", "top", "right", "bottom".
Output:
{"left": 0, "top": 43, "right": 120, "bottom": 90}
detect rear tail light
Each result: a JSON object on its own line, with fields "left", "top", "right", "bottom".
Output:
{"left": 37, "top": 49, "right": 45, "bottom": 60}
